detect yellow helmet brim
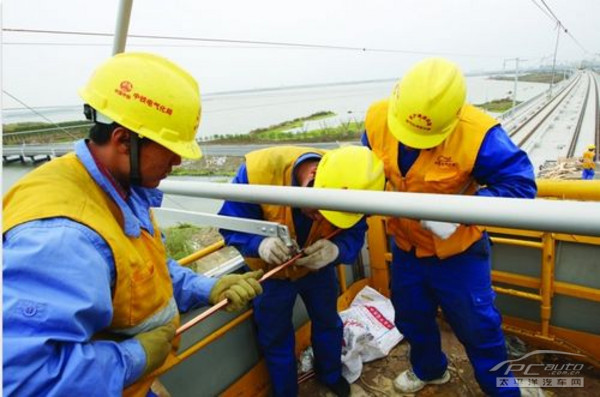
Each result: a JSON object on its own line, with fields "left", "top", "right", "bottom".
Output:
{"left": 320, "top": 210, "right": 363, "bottom": 229}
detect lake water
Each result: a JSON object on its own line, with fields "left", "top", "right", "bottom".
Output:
{"left": 2, "top": 76, "right": 550, "bottom": 215}
{"left": 3, "top": 76, "right": 550, "bottom": 139}
{"left": 0, "top": 165, "right": 225, "bottom": 225}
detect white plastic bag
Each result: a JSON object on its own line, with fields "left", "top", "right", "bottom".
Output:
{"left": 340, "top": 286, "right": 403, "bottom": 383}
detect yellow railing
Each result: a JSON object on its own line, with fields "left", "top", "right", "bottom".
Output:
{"left": 366, "top": 179, "right": 600, "bottom": 365}
{"left": 142, "top": 240, "right": 353, "bottom": 383}
{"left": 141, "top": 179, "right": 600, "bottom": 389}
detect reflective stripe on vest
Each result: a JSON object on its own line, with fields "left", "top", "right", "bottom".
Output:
{"left": 3, "top": 153, "right": 180, "bottom": 396}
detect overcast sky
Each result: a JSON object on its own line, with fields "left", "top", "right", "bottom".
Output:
{"left": 2, "top": 0, "right": 599, "bottom": 109}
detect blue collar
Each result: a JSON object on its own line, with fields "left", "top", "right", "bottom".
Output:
{"left": 74, "top": 140, "right": 163, "bottom": 237}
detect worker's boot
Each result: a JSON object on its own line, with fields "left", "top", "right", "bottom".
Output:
{"left": 323, "top": 376, "right": 350, "bottom": 397}
{"left": 393, "top": 368, "right": 450, "bottom": 393}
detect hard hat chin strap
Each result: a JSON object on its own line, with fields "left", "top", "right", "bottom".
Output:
{"left": 129, "top": 133, "right": 141, "bottom": 186}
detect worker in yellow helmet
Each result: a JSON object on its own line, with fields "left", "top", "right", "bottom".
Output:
{"left": 218, "top": 145, "right": 385, "bottom": 397}
{"left": 582, "top": 144, "right": 596, "bottom": 180}
{"left": 3, "top": 52, "right": 263, "bottom": 397}
{"left": 362, "top": 58, "right": 537, "bottom": 396}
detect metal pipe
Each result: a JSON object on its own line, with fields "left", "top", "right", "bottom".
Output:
{"left": 178, "top": 240, "right": 225, "bottom": 266}
{"left": 540, "top": 233, "right": 555, "bottom": 336}
{"left": 537, "top": 179, "right": 600, "bottom": 201}
{"left": 490, "top": 236, "right": 543, "bottom": 249}
{"left": 492, "top": 286, "right": 542, "bottom": 301}
{"left": 175, "top": 228, "right": 342, "bottom": 335}
{"left": 160, "top": 181, "right": 600, "bottom": 237}
{"left": 549, "top": 22, "right": 561, "bottom": 96}
{"left": 513, "top": 57, "right": 519, "bottom": 111}
{"left": 112, "top": 0, "right": 134, "bottom": 54}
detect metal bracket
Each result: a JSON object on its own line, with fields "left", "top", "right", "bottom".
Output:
{"left": 155, "top": 208, "right": 295, "bottom": 248}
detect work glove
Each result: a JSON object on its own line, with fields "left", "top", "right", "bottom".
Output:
{"left": 134, "top": 323, "right": 176, "bottom": 377}
{"left": 295, "top": 239, "right": 339, "bottom": 271}
{"left": 258, "top": 237, "right": 293, "bottom": 265}
{"left": 421, "top": 220, "right": 459, "bottom": 240}
{"left": 209, "top": 270, "right": 264, "bottom": 312}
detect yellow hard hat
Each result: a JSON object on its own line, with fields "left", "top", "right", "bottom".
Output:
{"left": 387, "top": 57, "right": 466, "bottom": 149}
{"left": 79, "top": 52, "right": 202, "bottom": 159}
{"left": 314, "top": 146, "right": 385, "bottom": 229}
{"left": 588, "top": 144, "right": 596, "bottom": 150}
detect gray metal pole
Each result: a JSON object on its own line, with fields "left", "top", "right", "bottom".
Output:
{"left": 159, "top": 181, "right": 600, "bottom": 237}
{"left": 549, "top": 22, "right": 561, "bottom": 96}
{"left": 512, "top": 57, "right": 519, "bottom": 111}
{"left": 112, "top": 0, "right": 134, "bottom": 55}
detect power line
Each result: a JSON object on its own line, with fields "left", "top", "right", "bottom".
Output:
{"left": 533, "top": 0, "right": 588, "bottom": 53}
{"left": 539, "top": 0, "right": 564, "bottom": 26}
{"left": 2, "top": 90, "right": 79, "bottom": 139}
{"left": 1, "top": 41, "right": 324, "bottom": 50}
{"left": 1, "top": 28, "right": 497, "bottom": 58}
{"left": 529, "top": 0, "right": 556, "bottom": 24}
{"left": 566, "top": 31, "right": 588, "bottom": 54}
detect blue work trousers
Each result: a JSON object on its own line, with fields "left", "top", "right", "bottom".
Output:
{"left": 390, "top": 236, "right": 520, "bottom": 396}
{"left": 582, "top": 168, "right": 595, "bottom": 180}
{"left": 253, "top": 266, "right": 343, "bottom": 397}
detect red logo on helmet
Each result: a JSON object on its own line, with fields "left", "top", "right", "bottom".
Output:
{"left": 405, "top": 113, "right": 433, "bottom": 131}
{"left": 120, "top": 81, "right": 133, "bottom": 92}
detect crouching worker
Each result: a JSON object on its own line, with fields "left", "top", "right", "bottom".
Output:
{"left": 3, "top": 52, "right": 262, "bottom": 397}
{"left": 218, "top": 146, "right": 385, "bottom": 397}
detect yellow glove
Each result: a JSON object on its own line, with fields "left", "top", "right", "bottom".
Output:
{"left": 209, "top": 270, "right": 264, "bottom": 312}
{"left": 134, "top": 323, "right": 176, "bottom": 376}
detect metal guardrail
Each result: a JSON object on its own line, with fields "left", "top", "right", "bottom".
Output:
{"left": 498, "top": 75, "right": 571, "bottom": 123}
{"left": 159, "top": 180, "right": 600, "bottom": 237}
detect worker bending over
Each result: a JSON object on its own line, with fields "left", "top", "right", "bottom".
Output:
{"left": 218, "top": 145, "right": 384, "bottom": 397}
{"left": 362, "top": 58, "right": 537, "bottom": 396}
{"left": 3, "top": 53, "right": 262, "bottom": 397}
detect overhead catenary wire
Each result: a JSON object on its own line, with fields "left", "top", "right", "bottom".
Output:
{"left": 2, "top": 90, "right": 79, "bottom": 139}
{"left": 2, "top": 41, "right": 301, "bottom": 50}
{"left": 1, "top": 28, "right": 498, "bottom": 58}
{"left": 529, "top": 0, "right": 557, "bottom": 24}
{"left": 539, "top": 0, "right": 564, "bottom": 25}
{"left": 531, "top": 0, "right": 588, "bottom": 54}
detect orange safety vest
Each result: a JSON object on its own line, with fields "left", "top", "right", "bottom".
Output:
{"left": 3, "top": 153, "right": 180, "bottom": 397}
{"left": 365, "top": 100, "right": 498, "bottom": 259}
{"left": 243, "top": 146, "right": 337, "bottom": 280}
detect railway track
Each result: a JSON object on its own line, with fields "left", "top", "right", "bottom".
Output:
{"left": 502, "top": 71, "right": 599, "bottom": 172}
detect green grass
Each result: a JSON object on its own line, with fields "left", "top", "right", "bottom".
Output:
{"left": 247, "top": 111, "right": 335, "bottom": 135}
{"left": 491, "top": 72, "right": 566, "bottom": 84}
{"left": 475, "top": 97, "right": 521, "bottom": 112}
{"left": 2, "top": 120, "right": 91, "bottom": 145}
{"left": 3, "top": 120, "right": 90, "bottom": 133}
{"left": 207, "top": 119, "right": 364, "bottom": 145}
{"left": 170, "top": 169, "right": 237, "bottom": 177}
{"left": 163, "top": 223, "right": 203, "bottom": 260}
